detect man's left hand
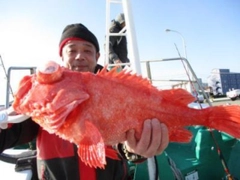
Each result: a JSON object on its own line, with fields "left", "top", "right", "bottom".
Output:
{"left": 124, "top": 118, "right": 169, "bottom": 158}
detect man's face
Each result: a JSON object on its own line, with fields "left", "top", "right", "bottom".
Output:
{"left": 61, "top": 40, "right": 100, "bottom": 73}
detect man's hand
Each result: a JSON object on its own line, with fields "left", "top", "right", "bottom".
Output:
{"left": 124, "top": 118, "right": 169, "bottom": 158}
{"left": 0, "top": 110, "right": 8, "bottom": 129}
{"left": 114, "top": 59, "right": 122, "bottom": 64}
{"left": 0, "top": 107, "right": 30, "bottom": 130}
{"left": 113, "top": 59, "right": 123, "bottom": 72}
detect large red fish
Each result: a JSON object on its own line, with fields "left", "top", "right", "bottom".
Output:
{"left": 12, "top": 61, "right": 240, "bottom": 169}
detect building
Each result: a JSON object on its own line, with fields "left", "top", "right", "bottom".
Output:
{"left": 207, "top": 69, "right": 240, "bottom": 95}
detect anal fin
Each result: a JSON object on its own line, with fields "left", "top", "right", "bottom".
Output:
{"left": 169, "top": 128, "right": 193, "bottom": 143}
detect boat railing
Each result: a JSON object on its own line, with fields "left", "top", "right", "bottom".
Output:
{"left": 4, "top": 57, "right": 211, "bottom": 108}
{"left": 5, "top": 66, "right": 36, "bottom": 108}
{"left": 140, "top": 57, "right": 212, "bottom": 106}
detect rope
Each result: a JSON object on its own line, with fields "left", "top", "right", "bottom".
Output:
{"left": 174, "top": 43, "right": 203, "bottom": 108}
{"left": 209, "top": 130, "right": 235, "bottom": 180}
{"left": 167, "top": 156, "right": 184, "bottom": 180}
{"left": 174, "top": 43, "right": 234, "bottom": 179}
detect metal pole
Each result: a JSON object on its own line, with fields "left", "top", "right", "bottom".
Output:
{"left": 165, "top": 29, "right": 187, "bottom": 59}
{"left": 122, "top": 0, "right": 142, "bottom": 75}
{"left": 165, "top": 29, "right": 194, "bottom": 93}
{"left": 5, "top": 66, "right": 36, "bottom": 108}
{"left": 105, "top": 0, "right": 111, "bottom": 66}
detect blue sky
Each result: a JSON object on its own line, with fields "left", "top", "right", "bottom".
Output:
{"left": 0, "top": 0, "right": 240, "bottom": 105}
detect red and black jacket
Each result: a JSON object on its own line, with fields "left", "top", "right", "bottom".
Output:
{"left": 0, "top": 120, "right": 129, "bottom": 180}
{"left": 37, "top": 127, "right": 129, "bottom": 180}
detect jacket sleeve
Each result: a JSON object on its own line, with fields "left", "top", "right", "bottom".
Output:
{"left": 115, "top": 143, "right": 147, "bottom": 164}
{"left": 0, "top": 119, "right": 39, "bottom": 153}
{"left": 108, "top": 22, "right": 121, "bottom": 64}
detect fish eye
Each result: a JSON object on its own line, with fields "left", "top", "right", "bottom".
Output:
{"left": 36, "top": 61, "right": 63, "bottom": 83}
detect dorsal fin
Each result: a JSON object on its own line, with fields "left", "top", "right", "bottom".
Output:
{"left": 97, "top": 66, "right": 156, "bottom": 91}
{"left": 97, "top": 67, "right": 195, "bottom": 105}
{"left": 159, "top": 88, "right": 196, "bottom": 105}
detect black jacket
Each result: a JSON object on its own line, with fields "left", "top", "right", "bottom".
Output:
{"left": 109, "top": 20, "right": 130, "bottom": 64}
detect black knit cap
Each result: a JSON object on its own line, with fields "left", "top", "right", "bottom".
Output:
{"left": 59, "top": 23, "right": 100, "bottom": 56}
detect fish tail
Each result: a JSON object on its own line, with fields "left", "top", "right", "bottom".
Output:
{"left": 203, "top": 105, "right": 240, "bottom": 138}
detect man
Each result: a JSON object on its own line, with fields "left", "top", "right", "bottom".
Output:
{"left": 0, "top": 23, "right": 169, "bottom": 180}
{"left": 108, "top": 13, "right": 129, "bottom": 68}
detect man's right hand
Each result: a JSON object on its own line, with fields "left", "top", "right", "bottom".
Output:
{"left": 114, "top": 59, "right": 122, "bottom": 64}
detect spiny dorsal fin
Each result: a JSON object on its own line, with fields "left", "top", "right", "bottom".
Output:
{"left": 97, "top": 67, "right": 195, "bottom": 105}
{"left": 97, "top": 66, "right": 157, "bottom": 92}
{"left": 159, "top": 88, "right": 196, "bottom": 105}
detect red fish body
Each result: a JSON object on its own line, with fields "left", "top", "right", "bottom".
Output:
{"left": 12, "top": 61, "right": 240, "bottom": 168}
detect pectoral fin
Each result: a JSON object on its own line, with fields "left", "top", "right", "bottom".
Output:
{"left": 78, "top": 121, "right": 106, "bottom": 169}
